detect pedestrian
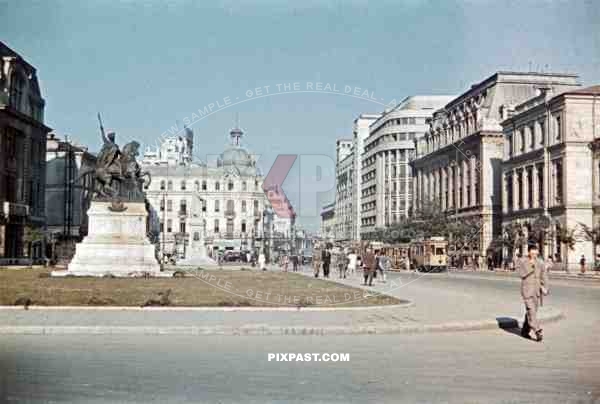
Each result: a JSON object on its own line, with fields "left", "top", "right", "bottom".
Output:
{"left": 291, "top": 253, "right": 299, "bottom": 272}
{"left": 347, "top": 249, "right": 357, "bottom": 278}
{"left": 336, "top": 247, "right": 346, "bottom": 279}
{"left": 376, "top": 250, "right": 387, "bottom": 282}
{"left": 313, "top": 249, "right": 321, "bottom": 278}
{"left": 282, "top": 254, "right": 289, "bottom": 272}
{"left": 363, "top": 247, "right": 376, "bottom": 286}
{"left": 258, "top": 250, "right": 267, "bottom": 271}
{"left": 322, "top": 246, "right": 331, "bottom": 278}
{"left": 580, "top": 254, "right": 586, "bottom": 274}
{"left": 487, "top": 254, "right": 494, "bottom": 271}
{"left": 517, "top": 243, "right": 549, "bottom": 342}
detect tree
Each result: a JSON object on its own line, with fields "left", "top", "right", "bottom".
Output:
{"left": 555, "top": 225, "right": 579, "bottom": 273}
{"left": 579, "top": 223, "right": 600, "bottom": 259}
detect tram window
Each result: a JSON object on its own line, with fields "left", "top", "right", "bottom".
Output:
{"left": 435, "top": 247, "right": 445, "bottom": 255}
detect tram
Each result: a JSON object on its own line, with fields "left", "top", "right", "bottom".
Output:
{"left": 410, "top": 237, "right": 448, "bottom": 272}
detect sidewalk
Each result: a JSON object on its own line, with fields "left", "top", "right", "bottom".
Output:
{"left": 451, "top": 268, "right": 600, "bottom": 282}
{"left": 0, "top": 266, "right": 563, "bottom": 336}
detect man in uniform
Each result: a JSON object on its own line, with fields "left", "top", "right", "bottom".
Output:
{"left": 362, "top": 246, "right": 376, "bottom": 286}
{"left": 517, "top": 243, "right": 549, "bottom": 342}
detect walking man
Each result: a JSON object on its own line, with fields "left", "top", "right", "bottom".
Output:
{"left": 363, "top": 247, "right": 376, "bottom": 286}
{"left": 291, "top": 254, "right": 299, "bottom": 272}
{"left": 518, "top": 243, "right": 549, "bottom": 342}
{"left": 347, "top": 249, "right": 357, "bottom": 277}
{"left": 322, "top": 246, "right": 331, "bottom": 278}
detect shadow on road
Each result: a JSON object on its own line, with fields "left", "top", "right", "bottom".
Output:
{"left": 496, "top": 316, "right": 534, "bottom": 341}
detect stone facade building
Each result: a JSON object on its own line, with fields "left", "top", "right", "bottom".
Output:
{"left": 411, "top": 72, "right": 580, "bottom": 264}
{"left": 335, "top": 138, "right": 353, "bottom": 241}
{"left": 142, "top": 126, "right": 269, "bottom": 259}
{"left": 45, "top": 133, "right": 96, "bottom": 262}
{"left": 501, "top": 84, "right": 600, "bottom": 271}
{"left": 360, "top": 96, "right": 453, "bottom": 240}
{"left": 0, "top": 42, "right": 51, "bottom": 264}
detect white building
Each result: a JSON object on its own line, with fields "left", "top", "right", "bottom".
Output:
{"left": 360, "top": 96, "right": 454, "bottom": 240}
{"left": 335, "top": 138, "right": 353, "bottom": 241}
{"left": 142, "top": 126, "right": 269, "bottom": 259}
{"left": 352, "top": 114, "right": 381, "bottom": 241}
{"left": 320, "top": 202, "right": 336, "bottom": 242}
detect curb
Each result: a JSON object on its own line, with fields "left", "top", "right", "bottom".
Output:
{"left": 0, "top": 300, "right": 413, "bottom": 312}
{"left": 0, "top": 308, "right": 564, "bottom": 336}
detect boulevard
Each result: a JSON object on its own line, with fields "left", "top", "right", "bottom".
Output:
{"left": 2, "top": 272, "right": 599, "bottom": 403}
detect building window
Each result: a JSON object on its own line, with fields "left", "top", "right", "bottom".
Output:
{"left": 228, "top": 181, "right": 234, "bottom": 191}
{"left": 180, "top": 200, "right": 187, "bottom": 215}
{"left": 160, "top": 199, "right": 165, "bottom": 211}
{"left": 242, "top": 181, "right": 247, "bottom": 191}
{"left": 201, "top": 199, "right": 207, "bottom": 212}
{"left": 160, "top": 222, "right": 164, "bottom": 233}
{"left": 179, "top": 221, "right": 186, "bottom": 234}
{"left": 160, "top": 180, "right": 166, "bottom": 190}
{"left": 241, "top": 200, "right": 247, "bottom": 212}
{"left": 202, "top": 180, "right": 207, "bottom": 191}
{"left": 214, "top": 200, "right": 220, "bottom": 212}
{"left": 409, "top": 117, "right": 416, "bottom": 125}
{"left": 255, "top": 180, "right": 259, "bottom": 191}
{"left": 214, "top": 219, "right": 220, "bottom": 233}
{"left": 215, "top": 181, "right": 221, "bottom": 191}
{"left": 10, "top": 72, "right": 24, "bottom": 110}
{"left": 167, "top": 200, "right": 172, "bottom": 211}
{"left": 195, "top": 181, "right": 200, "bottom": 191}
{"left": 507, "top": 134, "right": 513, "bottom": 157}
{"left": 181, "top": 180, "right": 186, "bottom": 191}
{"left": 167, "top": 181, "right": 173, "bottom": 191}
{"left": 539, "top": 121, "right": 545, "bottom": 146}
{"left": 506, "top": 174, "right": 513, "bottom": 212}
{"left": 167, "top": 219, "right": 172, "bottom": 233}
{"left": 241, "top": 221, "right": 247, "bottom": 233}
{"left": 554, "top": 160, "right": 563, "bottom": 204}
{"left": 226, "top": 199, "right": 234, "bottom": 213}
{"left": 537, "top": 165, "right": 544, "bottom": 207}
{"left": 529, "top": 125, "right": 535, "bottom": 150}
{"left": 555, "top": 115, "right": 562, "bottom": 141}
{"left": 254, "top": 200, "right": 259, "bottom": 213}
{"left": 193, "top": 232, "right": 200, "bottom": 241}
{"left": 527, "top": 167, "right": 533, "bottom": 208}
{"left": 518, "top": 171, "right": 524, "bottom": 210}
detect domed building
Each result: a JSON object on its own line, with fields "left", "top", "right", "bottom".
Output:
{"left": 142, "top": 125, "right": 274, "bottom": 261}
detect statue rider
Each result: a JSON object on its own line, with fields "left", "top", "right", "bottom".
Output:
{"left": 97, "top": 130, "right": 121, "bottom": 176}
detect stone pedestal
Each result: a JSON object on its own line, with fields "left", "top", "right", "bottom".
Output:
{"left": 52, "top": 201, "right": 163, "bottom": 277}
{"left": 177, "top": 219, "right": 216, "bottom": 267}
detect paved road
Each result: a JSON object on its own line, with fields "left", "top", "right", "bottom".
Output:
{"left": 1, "top": 273, "right": 599, "bottom": 403}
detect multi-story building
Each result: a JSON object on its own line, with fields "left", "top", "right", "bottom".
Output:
{"left": 501, "top": 84, "right": 600, "bottom": 271}
{"left": 411, "top": 72, "right": 580, "bottom": 265}
{"left": 352, "top": 113, "right": 380, "bottom": 241}
{"left": 320, "top": 202, "right": 336, "bottom": 242}
{"left": 142, "top": 126, "right": 268, "bottom": 259}
{"left": 45, "top": 133, "right": 96, "bottom": 262}
{"left": 0, "top": 42, "right": 51, "bottom": 264}
{"left": 360, "top": 96, "right": 453, "bottom": 240}
{"left": 335, "top": 138, "right": 353, "bottom": 241}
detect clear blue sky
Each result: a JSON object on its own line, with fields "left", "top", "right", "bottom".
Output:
{"left": 2, "top": 0, "right": 599, "bottom": 230}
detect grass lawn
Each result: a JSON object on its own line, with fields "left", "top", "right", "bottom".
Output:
{"left": 0, "top": 268, "right": 402, "bottom": 307}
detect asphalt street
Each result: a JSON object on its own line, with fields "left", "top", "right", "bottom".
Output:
{"left": 1, "top": 272, "right": 599, "bottom": 403}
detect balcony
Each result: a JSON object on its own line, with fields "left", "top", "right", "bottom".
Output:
{"left": 225, "top": 209, "right": 236, "bottom": 218}
{"left": 178, "top": 209, "right": 188, "bottom": 218}
{"left": 3, "top": 202, "right": 29, "bottom": 218}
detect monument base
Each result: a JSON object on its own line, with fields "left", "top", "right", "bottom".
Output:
{"left": 53, "top": 201, "right": 163, "bottom": 277}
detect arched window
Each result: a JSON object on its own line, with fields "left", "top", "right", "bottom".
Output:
{"left": 214, "top": 200, "right": 220, "bottom": 212}
{"left": 228, "top": 181, "right": 234, "bottom": 191}
{"left": 160, "top": 180, "right": 166, "bottom": 190}
{"left": 202, "top": 180, "right": 207, "bottom": 190}
{"left": 226, "top": 200, "right": 234, "bottom": 213}
{"left": 215, "top": 181, "right": 220, "bottom": 191}
{"left": 167, "top": 181, "right": 173, "bottom": 191}
{"left": 241, "top": 220, "right": 247, "bottom": 233}
{"left": 242, "top": 181, "right": 247, "bottom": 191}
{"left": 214, "top": 219, "right": 220, "bottom": 233}
{"left": 181, "top": 180, "right": 186, "bottom": 191}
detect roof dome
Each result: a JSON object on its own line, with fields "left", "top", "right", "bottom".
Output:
{"left": 219, "top": 145, "right": 254, "bottom": 167}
